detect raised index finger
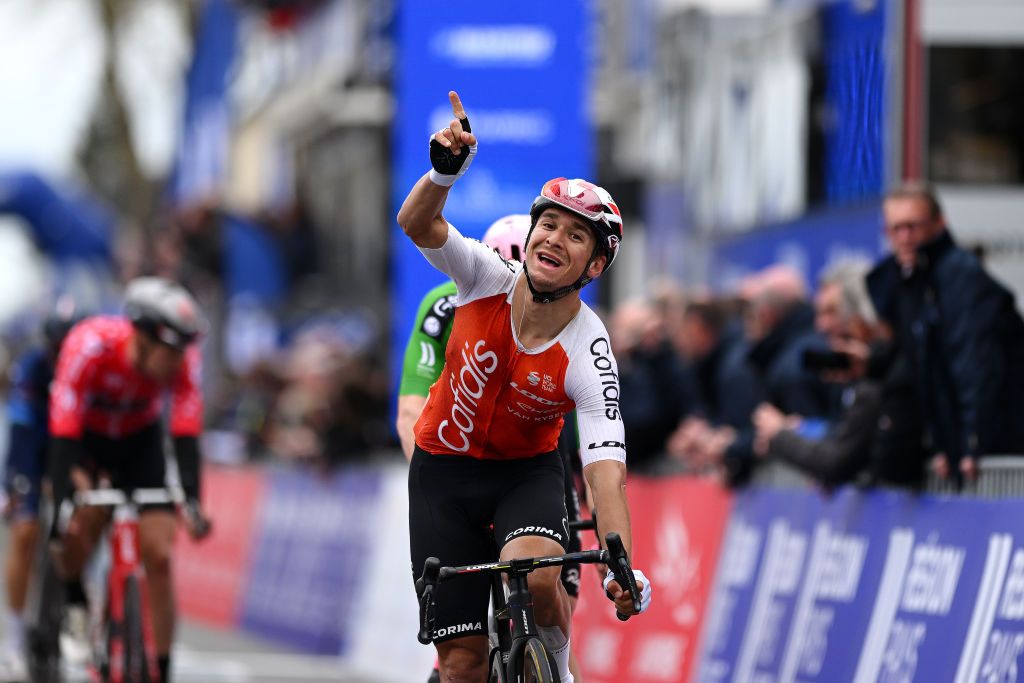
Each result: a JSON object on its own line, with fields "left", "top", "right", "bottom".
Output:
{"left": 449, "top": 90, "right": 467, "bottom": 121}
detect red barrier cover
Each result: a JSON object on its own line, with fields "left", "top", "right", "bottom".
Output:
{"left": 573, "top": 475, "right": 733, "bottom": 683}
{"left": 174, "top": 466, "right": 267, "bottom": 627}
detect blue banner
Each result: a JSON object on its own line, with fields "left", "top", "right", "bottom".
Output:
{"left": 697, "top": 486, "right": 1024, "bottom": 682}
{"left": 239, "top": 467, "right": 383, "bottom": 654}
{"left": 709, "top": 201, "right": 886, "bottom": 293}
{"left": 391, "top": 2, "right": 593, "bottom": 393}
{"left": 822, "top": 0, "right": 888, "bottom": 204}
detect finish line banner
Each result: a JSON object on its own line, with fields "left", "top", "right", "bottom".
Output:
{"left": 696, "top": 487, "right": 1024, "bottom": 683}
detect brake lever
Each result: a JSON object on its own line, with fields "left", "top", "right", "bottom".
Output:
{"left": 184, "top": 500, "right": 212, "bottom": 540}
{"left": 604, "top": 532, "right": 641, "bottom": 621}
{"left": 417, "top": 557, "right": 441, "bottom": 644}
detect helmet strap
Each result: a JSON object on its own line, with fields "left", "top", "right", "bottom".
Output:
{"left": 521, "top": 242, "right": 601, "bottom": 304}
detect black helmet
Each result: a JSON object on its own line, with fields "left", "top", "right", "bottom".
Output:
{"left": 124, "top": 277, "right": 204, "bottom": 351}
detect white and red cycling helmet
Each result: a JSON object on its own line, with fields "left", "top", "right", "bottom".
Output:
{"left": 529, "top": 177, "right": 623, "bottom": 271}
{"left": 482, "top": 214, "right": 530, "bottom": 263}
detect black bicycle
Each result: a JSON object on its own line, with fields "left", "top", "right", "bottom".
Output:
{"left": 416, "top": 531, "right": 641, "bottom": 683}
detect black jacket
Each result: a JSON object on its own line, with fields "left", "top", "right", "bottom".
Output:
{"left": 618, "top": 340, "right": 697, "bottom": 469}
{"left": 867, "top": 231, "right": 1024, "bottom": 463}
{"left": 693, "top": 325, "right": 765, "bottom": 430}
{"left": 724, "top": 304, "right": 837, "bottom": 485}
{"left": 768, "top": 343, "right": 927, "bottom": 488}
{"left": 746, "top": 303, "right": 835, "bottom": 418}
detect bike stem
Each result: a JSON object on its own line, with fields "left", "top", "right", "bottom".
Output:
{"left": 505, "top": 559, "right": 538, "bottom": 640}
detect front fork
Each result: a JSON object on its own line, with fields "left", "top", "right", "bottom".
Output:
{"left": 106, "top": 510, "right": 160, "bottom": 682}
{"left": 503, "top": 562, "right": 541, "bottom": 681}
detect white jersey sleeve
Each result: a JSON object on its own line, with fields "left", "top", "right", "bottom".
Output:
{"left": 564, "top": 308, "right": 627, "bottom": 467}
{"left": 418, "top": 223, "right": 519, "bottom": 305}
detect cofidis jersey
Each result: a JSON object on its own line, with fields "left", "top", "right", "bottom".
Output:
{"left": 413, "top": 225, "right": 625, "bottom": 467}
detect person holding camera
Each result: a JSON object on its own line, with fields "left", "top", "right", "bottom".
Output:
{"left": 752, "top": 262, "right": 927, "bottom": 489}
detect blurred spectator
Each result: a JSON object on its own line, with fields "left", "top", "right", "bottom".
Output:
{"left": 264, "top": 330, "right": 389, "bottom": 469}
{"left": 743, "top": 265, "right": 834, "bottom": 418}
{"left": 609, "top": 298, "right": 697, "bottom": 471}
{"left": 702, "top": 265, "right": 837, "bottom": 485}
{"left": 867, "top": 182, "right": 1024, "bottom": 482}
{"left": 752, "top": 262, "right": 927, "bottom": 488}
{"left": 675, "top": 298, "right": 763, "bottom": 429}
{"left": 666, "top": 297, "right": 765, "bottom": 473}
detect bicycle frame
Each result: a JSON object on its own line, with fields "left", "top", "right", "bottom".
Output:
{"left": 487, "top": 554, "right": 600, "bottom": 683}
{"left": 105, "top": 502, "right": 159, "bottom": 683}
{"left": 71, "top": 487, "right": 181, "bottom": 683}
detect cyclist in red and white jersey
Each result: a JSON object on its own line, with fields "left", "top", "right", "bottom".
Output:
{"left": 398, "top": 91, "right": 651, "bottom": 683}
{"left": 48, "top": 277, "right": 208, "bottom": 682}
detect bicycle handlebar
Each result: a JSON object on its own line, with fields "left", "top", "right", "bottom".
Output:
{"left": 604, "top": 532, "right": 641, "bottom": 621}
{"left": 415, "top": 532, "right": 641, "bottom": 643}
{"left": 63, "top": 487, "right": 212, "bottom": 540}
{"left": 568, "top": 518, "right": 595, "bottom": 532}
{"left": 73, "top": 488, "right": 184, "bottom": 507}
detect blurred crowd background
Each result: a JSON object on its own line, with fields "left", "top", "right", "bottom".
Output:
{"left": 0, "top": 0, "right": 1023, "bottom": 488}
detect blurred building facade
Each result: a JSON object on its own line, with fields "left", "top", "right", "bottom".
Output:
{"left": 596, "top": 0, "right": 1024, "bottom": 310}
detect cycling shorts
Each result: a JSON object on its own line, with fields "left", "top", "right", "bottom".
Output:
{"left": 6, "top": 469, "right": 43, "bottom": 521}
{"left": 84, "top": 423, "right": 171, "bottom": 508}
{"left": 409, "top": 447, "right": 568, "bottom": 643}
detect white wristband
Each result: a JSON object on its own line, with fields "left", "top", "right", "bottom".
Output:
{"left": 428, "top": 169, "right": 458, "bottom": 187}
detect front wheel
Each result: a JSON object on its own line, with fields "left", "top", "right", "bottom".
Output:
{"left": 488, "top": 645, "right": 506, "bottom": 683}
{"left": 511, "top": 638, "right": 556, "bottom": 683}
{"left": 111, "top": 576, "right": 154, "bottom": 683}
{"left": 24, "top": 536, "right": 64, "bottom": 682}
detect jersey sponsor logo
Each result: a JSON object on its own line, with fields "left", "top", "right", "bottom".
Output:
{"left": 434, "top": 622, "right": 484, "bottom": 638}
{"left": 589, "top": 337, "right": 621, "bottom": 421}
{"left": 437, "top": 340, "right": 499, "bottom": 452}
{"left": 421, "top": 294, "right": 457, "bottom": 339}
{"left": 505, "top": 525, "right": 564, "bottom": 543}
{"left": 418, "top": 341, "right": 437, "bottom": 368}
{"left": 507, "top": 379, "right": 567, "bottom": 422}
{"left": 525, "top": 371, "right": 557, "bottom": 392}
{"left": 509, "top": 382, "right": 566, "bottom": 407}
{"left": 588, "top": 440, "right": 626, "bottom": 450}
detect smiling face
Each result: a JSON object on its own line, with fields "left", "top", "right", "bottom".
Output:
{"left": 526, "top": 208, "right": 607, "bottom": 291}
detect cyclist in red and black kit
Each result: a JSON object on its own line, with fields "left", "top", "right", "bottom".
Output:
{"left": 48, "top": 277, "right": 209, "bottom": 682}
{"left": 398, "top": 91, "right": 651, "bottom": 683}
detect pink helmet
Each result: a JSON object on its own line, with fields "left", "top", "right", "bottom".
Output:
{"left": 482, "top": 214, "right": 531, "bottom": 263}
{"left": 530, "top": 177, "right": 623, "bottom": 271}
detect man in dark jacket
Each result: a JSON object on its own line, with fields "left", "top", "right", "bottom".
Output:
{"left": 866, "top": 182, "right": 1024, "bottom": 482}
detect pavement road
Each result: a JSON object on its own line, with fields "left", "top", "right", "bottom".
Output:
{"left": 0, "top": 523, "right": 384, "bottom": 683}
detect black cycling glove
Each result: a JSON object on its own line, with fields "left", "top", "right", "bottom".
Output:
{"left": 428, "top": 115, "right": 476, "bottom": 186}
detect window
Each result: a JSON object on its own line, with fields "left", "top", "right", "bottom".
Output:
{"left": 928, "top": 46, "right": 1024, "bottom": 184}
